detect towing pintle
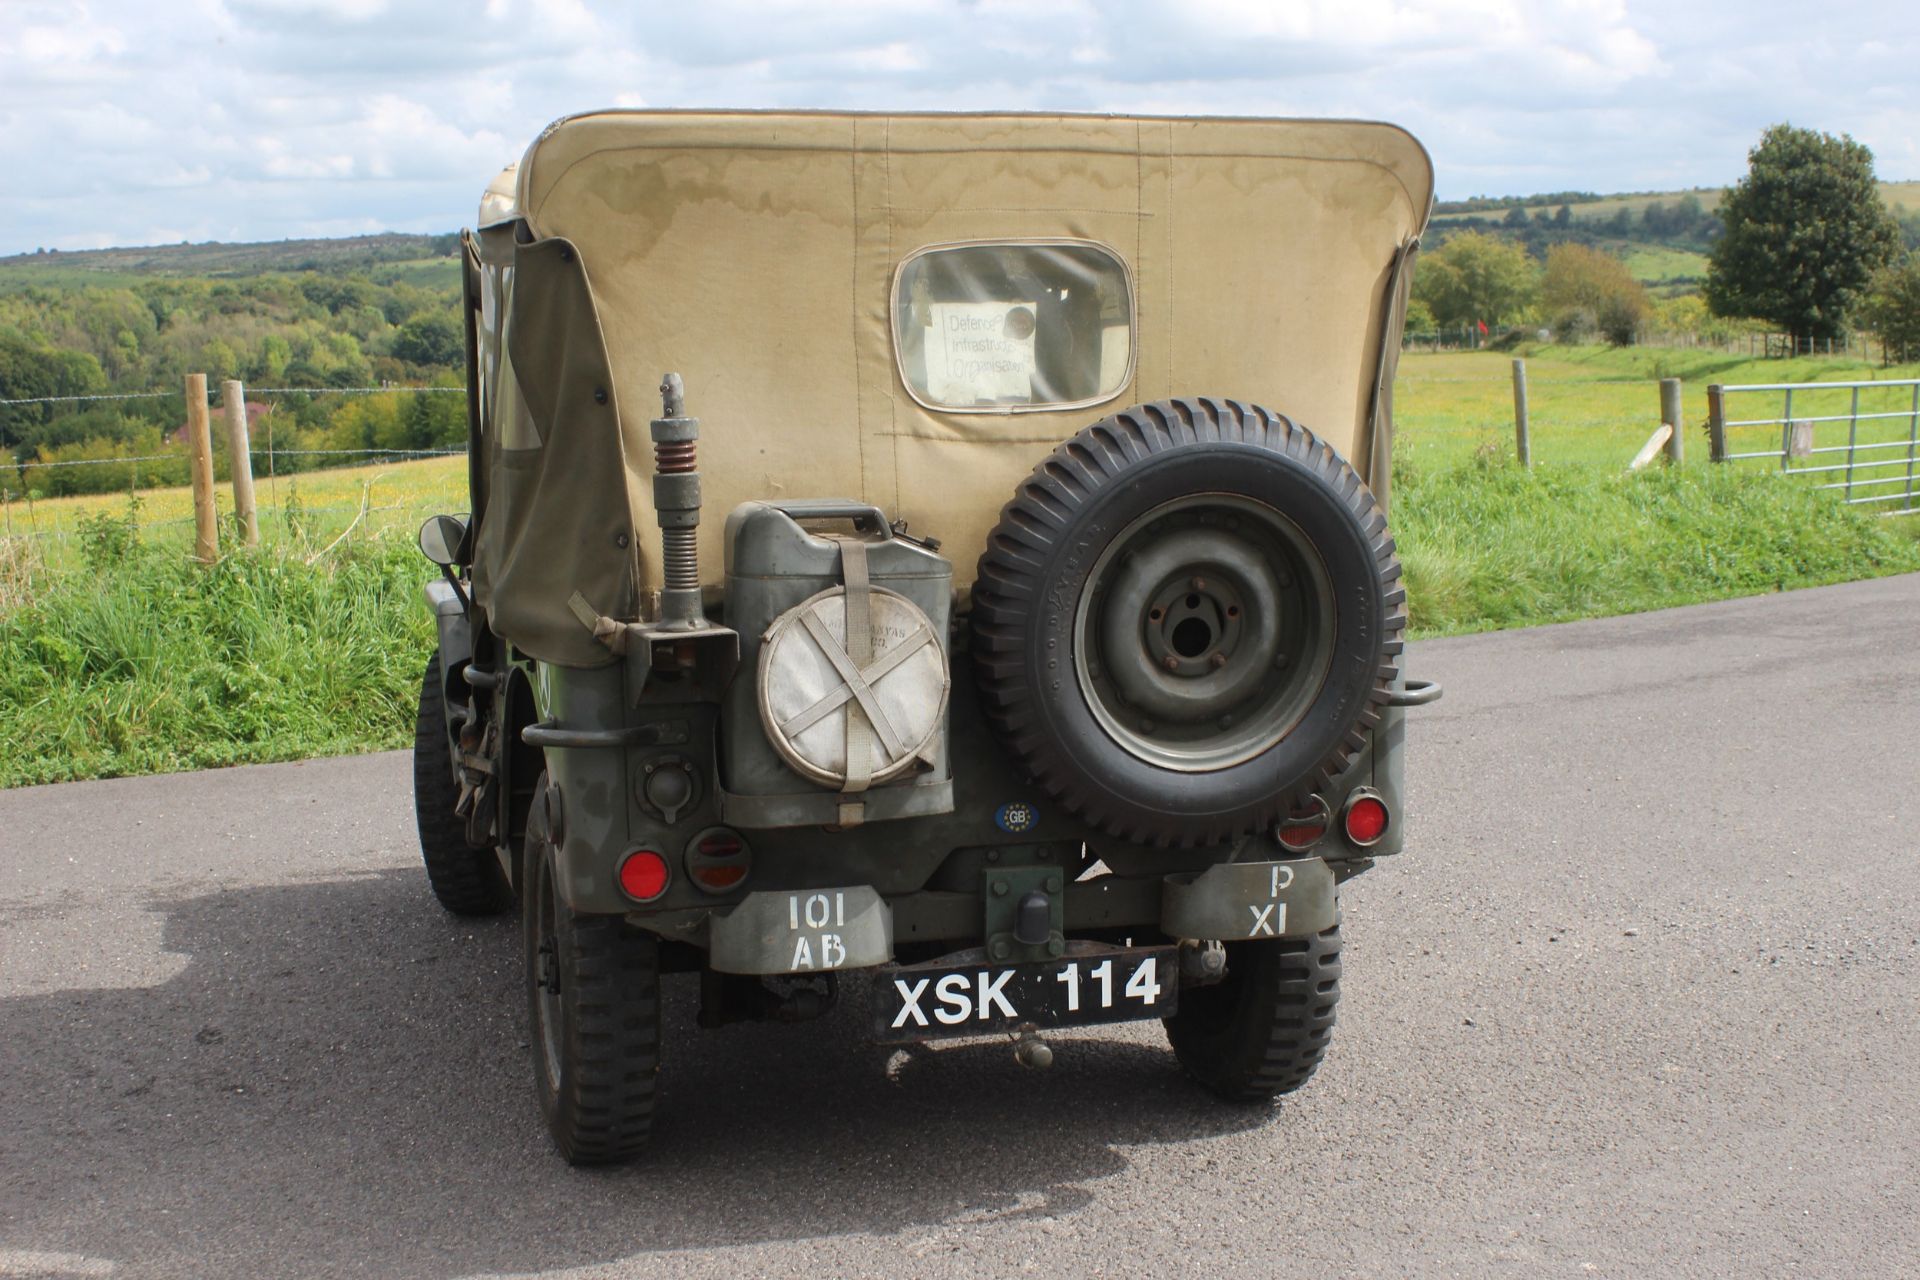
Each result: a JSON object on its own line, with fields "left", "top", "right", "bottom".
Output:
{"left": 651, "top": 372, "right": 703, "bottom": 629}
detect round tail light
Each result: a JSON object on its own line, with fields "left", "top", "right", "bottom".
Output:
{"left": 684, "top": 827, "right": 751, "bottom": 895}
{"left": 1277, "top": 794, "right": 1331, "bottom": 852}
{"left": 1342, "top": 792, "right": 1390, "bottom": 847}
{"left": 617, "top": 849, "right": 671, "bottom": 902}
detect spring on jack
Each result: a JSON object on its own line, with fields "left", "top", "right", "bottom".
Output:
{"left": 661, "top": 527, "right": 699, "bottom": 591}
{"left": 655, "top": 440, "right": 697, "bottom": 474}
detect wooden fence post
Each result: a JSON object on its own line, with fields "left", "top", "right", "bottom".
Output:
{"left": 185, "top": 373, "right": 218, "bottom": 562}
{"left": 1511, "top": 358, "right": 1532, "bottom": 468}
{"left": 1660, "top": 377, "right": 1684, "bottom": 464}
{"left": 222, "top": 379, "right": 259, "bottom": 546}
{"left": 1706, "top": 384, "right": 1727, "bottom": 463}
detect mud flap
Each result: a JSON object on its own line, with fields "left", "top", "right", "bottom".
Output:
{"left": 708, "top": 885, "right": 893, "bottom": 975}
{"left": 1161, "top": 858, "right": 1336, "bottom": 941}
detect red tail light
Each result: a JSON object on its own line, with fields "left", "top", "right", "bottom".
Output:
{"left": 684, "top": 827, "right": 752, "bottom": 895}
{"left": 617, "top": 849, "right": 671, "bottom": 902}
{"left": 1277, "top": 795, "right": 1331, "bottom": 852}
{"left": 1342, "top": 792, "right": 1389, "bottom": 847}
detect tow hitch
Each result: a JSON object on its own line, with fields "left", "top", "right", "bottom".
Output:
{"left": 1013, "top": 1024, "right": 1054, "bottom": 1070}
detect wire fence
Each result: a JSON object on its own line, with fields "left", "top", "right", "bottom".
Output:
{"left": 3, "top": 381, "right": 469, "bottom": 503}
{"left": 0, "top": 379, "right": 474, "bottom": 580}
{"left": 1401, "top": 325, "right": 1893, "bottom": 361}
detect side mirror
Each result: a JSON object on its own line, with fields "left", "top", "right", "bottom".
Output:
{"left": 418, "top": 513, "right": 470, "bottom": 567}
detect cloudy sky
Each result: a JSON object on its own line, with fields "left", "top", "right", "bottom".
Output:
{"left": 1, "top": 0, "right": 1914, "bottom": 255}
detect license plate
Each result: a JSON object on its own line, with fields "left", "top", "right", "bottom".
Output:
{"left": 873, "top": 946, "right": 1177, "bottom": 1042}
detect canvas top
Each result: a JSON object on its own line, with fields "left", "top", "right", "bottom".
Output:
{"left": 468, "top": 111, "right": 1431, "bottom": 667}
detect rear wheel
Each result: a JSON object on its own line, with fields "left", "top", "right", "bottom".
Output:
{"left": 523, "top": 773, "right": 660, "bottom": 1164}
{"left": 413, "top": 650, "right": 511, "bottom": 915}
{"left": 1165, "top": 925, "right": 1341, "bottom": 1102}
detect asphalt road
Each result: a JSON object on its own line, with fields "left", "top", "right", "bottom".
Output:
{"left": 3, "top": 575, "right": 1917, "bottom": 1279}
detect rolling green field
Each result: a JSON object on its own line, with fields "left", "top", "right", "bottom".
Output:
{"left": 3, "top": 453, "right": 468, "bottom": 573}
{"left": 1622, "top": 244, "right": 1710, "bottom": 287}
{"left": 5, "top": 346, "right": 1919, "bottom": 786}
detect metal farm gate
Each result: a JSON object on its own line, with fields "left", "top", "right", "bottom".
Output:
{"left": 1707, "top": 379, "right": 1920, "bottom": 515}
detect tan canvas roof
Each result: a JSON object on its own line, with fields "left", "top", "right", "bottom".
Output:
{"left": 472, "top": 111, "right": 1431, "bottom": 667}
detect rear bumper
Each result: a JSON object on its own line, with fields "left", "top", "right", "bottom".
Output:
{"left": 687, "top": 857, "right": 1336, "bottom": 977}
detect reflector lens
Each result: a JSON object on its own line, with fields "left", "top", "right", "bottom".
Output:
{"left": 691, "top": 864, "right": 747, "bottom": 891}
{"left": 1278, "top": 796, "right": 1331, "bottom": 851}
{"left": 618, "top": 850, "right": 670, "bottom": 902}
{"left": 1344, "top": 797, "right": 1389, "bottom": 845}
{"left": 1278, "top": 823, "right": 1326, "bottom": 851}
{"left": 684, "top": 827, "right": 751, "bottom": 896}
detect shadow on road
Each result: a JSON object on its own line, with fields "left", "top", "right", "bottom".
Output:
{"left": 2, "top": 870, "right": 1269, "bottom": 1277}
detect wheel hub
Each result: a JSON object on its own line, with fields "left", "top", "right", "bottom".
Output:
{"left": 1075, "top": 495, "right": 1334, "bottom": 772}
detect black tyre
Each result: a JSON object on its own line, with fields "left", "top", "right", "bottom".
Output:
{"left": 973, "top": 398, "right": 1404, "bottom": 847}
{"left": 413, "top": 650, "right": 512, "bottom": 915}
{"left": 523, "top": 774, "right": 660, "bottom": 1164}
{"left": 1166, "top": 925, "right": 1342, "bottom": 1102}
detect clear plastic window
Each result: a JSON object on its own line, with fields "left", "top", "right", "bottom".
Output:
{"left": 892, "top": 241, "right": 1135, "bottom": 413}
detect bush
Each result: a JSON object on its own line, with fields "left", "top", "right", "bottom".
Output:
{"left": 25, "top": 429, "right": 190, "bottom": 497}
{"left": 1862, "top": 254, "right": 1920, "bottom": 364}
{"left": 75, "top": 497, "right": 143, "bottom": 571}
{"left": 1542, "top": 244, "right": 1650, "bottom": 346}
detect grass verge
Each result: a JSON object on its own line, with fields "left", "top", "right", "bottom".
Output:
{"left": 1396, "top": 454, "right": 1920, "bottom": 636}
{"left": 0, "top": 532, "right": 430, "bottom": 788}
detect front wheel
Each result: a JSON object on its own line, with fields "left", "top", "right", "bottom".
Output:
{"left": 523, "top": 773, "right": 660, "bottom": 1164}
{"left": 413, "top": 650, "right": 511, "bottom": 916}
{"left": 1164, "top": 924, "right": 1341, "bottom": 1102}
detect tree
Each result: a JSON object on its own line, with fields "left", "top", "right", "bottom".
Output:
{"left": 1861, "top": 254, "right": 1920, "bottom": 364}
{"left": 1411, "top": 231, "right": 1537, "bottom": 330}
{"left": 392, "top": 311, "right": 463, "bottom": 367}
{"left": 1706, "top": 124, "right": 1902, "bottom": 351}
{"left": 0, "top": 332, "right": 105, "bottom": 450}
{"left": 1541, "top": 244, "right": 1650, "bottom": 346}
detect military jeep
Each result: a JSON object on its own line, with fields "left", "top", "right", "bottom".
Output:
{"left": 414, "top": 110, "right": 1439, "bottom": 1164}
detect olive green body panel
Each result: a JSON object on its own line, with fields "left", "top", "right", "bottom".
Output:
{"left": 520, "top": 635, "right": 1404, "bottom": 972}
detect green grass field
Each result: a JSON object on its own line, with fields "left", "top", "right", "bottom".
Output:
{"left": 1622, "top": 244, "right": 1709, "bottom": 286}
{"left": 2, "top": 454, "right": 469, "bottom": 578}
{"left": 1396, "top": 345, "right": 1920, "bottom": 472}
{"left": 6, "top": 346, "right": 1919, "bottom": 786}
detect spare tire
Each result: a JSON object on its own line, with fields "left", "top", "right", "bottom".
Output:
{"left": 972, "top": 398, "right": 1404, "bottom": 848}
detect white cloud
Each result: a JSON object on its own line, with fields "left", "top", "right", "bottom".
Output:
{"left": 0, "top": 0, "right": 1914, "bottom": 254}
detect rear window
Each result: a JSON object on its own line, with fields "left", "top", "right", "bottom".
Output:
{"left": 892, "top": 240, "right": 1135, "bottom": 413}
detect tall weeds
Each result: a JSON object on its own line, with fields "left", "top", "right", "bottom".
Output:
{"left": 0, "top": 527, "right": 431, "bottom": 787}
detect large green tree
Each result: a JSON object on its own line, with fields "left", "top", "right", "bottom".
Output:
{"left": 1705, "top": 125, "right": 1902, "bottom": 350}
{"left": 1411, "top": 231, "right": 1537, "bottom": 331}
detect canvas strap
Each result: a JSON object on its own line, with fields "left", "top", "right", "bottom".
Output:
{"left": 567, "top": 591, "right": 629, "bottom": 655}
{"left": 839, "top": 538, "right": 875, "bottom": 801}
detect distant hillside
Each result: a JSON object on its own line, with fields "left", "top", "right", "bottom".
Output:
{"left": 1435, "top": 180, "right": 1920, "bottom": 222}
{"left": 0, "top": 232, "right": 461, "bottom": 291}
{"left": 1426, "top": 180, "right": 1920, "bottom": 294}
